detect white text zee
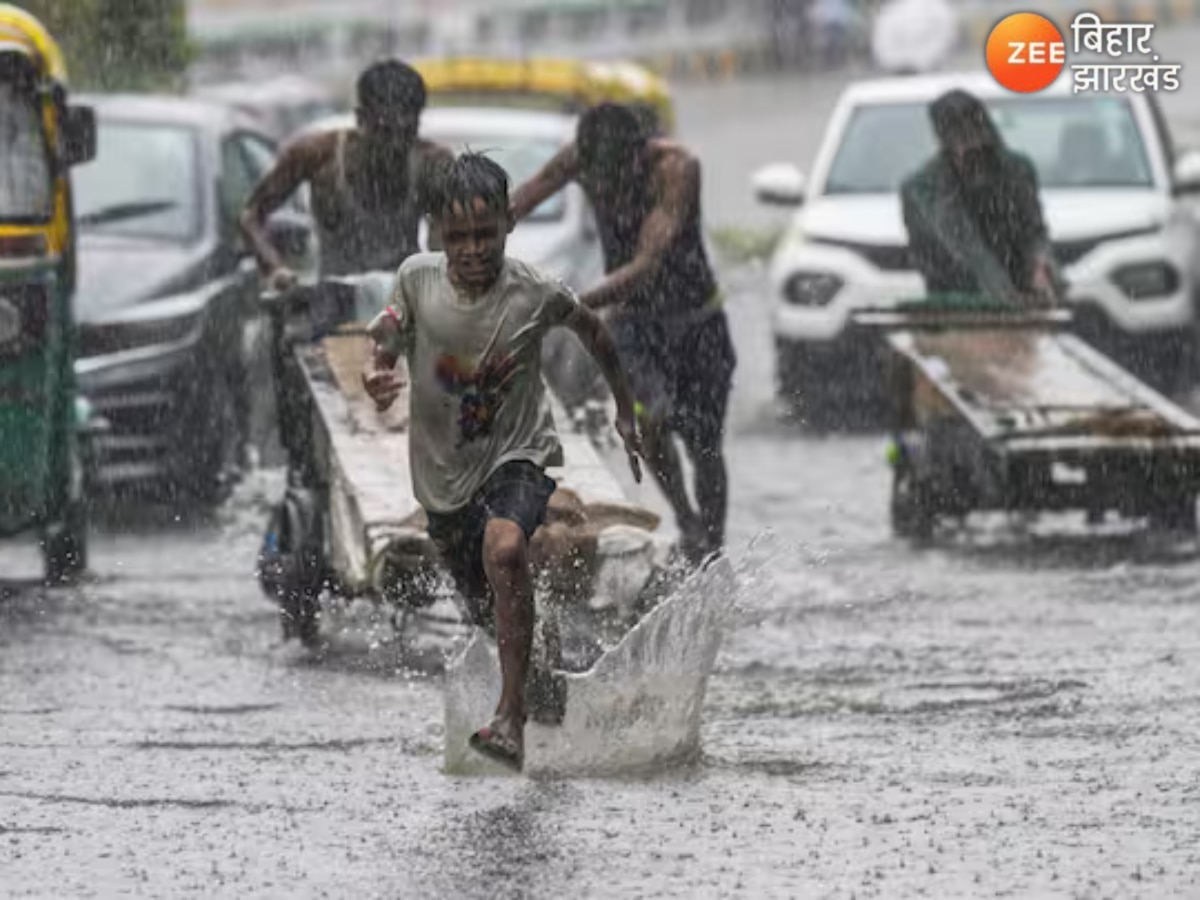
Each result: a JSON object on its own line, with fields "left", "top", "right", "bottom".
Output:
{"left": 1007, "top": 41, "right": 1066, "bottom": 64}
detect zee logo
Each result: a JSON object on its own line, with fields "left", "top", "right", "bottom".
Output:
{"left": 987, "top": 12, "right": 1067, "bottom": 93}
{"left": 1007, "top": 40, "right": 1066, "bottom": 65}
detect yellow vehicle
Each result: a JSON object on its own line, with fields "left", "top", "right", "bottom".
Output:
{"left": 0, "top": 5, "right": 97, "bottom": 583}
{"left": 412, "top": 56, "right": 675, "bottom": 135}
{"left": 584, "top": 59, "right": 675, "bottom": 135}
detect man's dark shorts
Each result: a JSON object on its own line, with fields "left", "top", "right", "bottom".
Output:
{"left": 424, "top": 460, "right": 556, "bottom": 628}
{"left": 608, "top": 307, "right": 736, "bottom": 454}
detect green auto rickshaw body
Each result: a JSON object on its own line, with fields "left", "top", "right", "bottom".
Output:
{"left": 0, "top": 5, "right": 97, "bottom": 581}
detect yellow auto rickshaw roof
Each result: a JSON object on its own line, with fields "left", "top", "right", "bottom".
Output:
{"left": 414, "top": 57, "right": 599, "bottom": 104}
{"left": 412, "top": 56, "right": 672, "bottom": 114}
{"left": 0, "top": 4, "right": 67, "bottom": 84}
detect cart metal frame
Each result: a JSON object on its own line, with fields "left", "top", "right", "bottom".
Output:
{"left": 852, "top": 303, "right": 1200, "bottom": 538}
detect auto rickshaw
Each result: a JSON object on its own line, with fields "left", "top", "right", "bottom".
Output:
{"left": 0, "top": 6, "right": 97, "bottom": 583}
{"left": 411, "top": 55, "right": 676, "bottom": 136}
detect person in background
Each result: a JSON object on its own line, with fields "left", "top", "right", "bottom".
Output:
{"left": 510, "top": 103, "right": 737, "bottom": 566}
{"left": 239, "top": 58, "right": 452, "bottom": 288}
{"left": 901, "top": 89, "right": 1061, "bottom": 308}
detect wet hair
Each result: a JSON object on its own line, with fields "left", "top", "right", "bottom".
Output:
{"left": 576, "top": 102, "right": 648, "bottom": 173}
{"left": 357, "top": 59, "right": 426, "bottom": 113}
{"left": 428, "top": 151, "right": 510, "bottom": 220}
{"left": 929, "top": 89, "right": 1003, "bottom": 149}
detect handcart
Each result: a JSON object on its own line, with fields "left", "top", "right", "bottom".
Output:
{"left": 254, "top": 276, "right": 676, "bottom": 658}
{"left": 852, "top": 296, "right": 1200, "bottom": 539}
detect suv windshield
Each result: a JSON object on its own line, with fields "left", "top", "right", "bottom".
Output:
{"left": 824, "top": 95, "right": 1155, "bottom": 195}
{"left": 430, "top": 134, "right": 566, "bottom": 221}
{"left": 0, "top": 79, "right": 53, "bottom": 223}
{"left": 73, "top": 120, "right": 202, "bottom": 241}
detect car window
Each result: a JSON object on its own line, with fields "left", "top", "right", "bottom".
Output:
{"left": 237, "top": 131, "right": 276, "bottom": 181}
{"left": 1141, "top": 92, "right": 1174, "bottom": 168}
{"left": 73, "top": 121, "right": 201, "bottom": 241}
{"left": 823, "top": 102, "right": 938, "bottom": 195}
{"left": 0, "top": 80, "right": 53, "bottom": 223}
{"left": 990, "top": 96, "right": 1154, "bottom": 189}
{"left": 234, "top": 130, "right": 310, "bottom": 214}
{"left": 823, "top": 95, "right": 1155, "bottom": 195}
{"left": 219, "top": 134, "right": 260, "bottom": 228}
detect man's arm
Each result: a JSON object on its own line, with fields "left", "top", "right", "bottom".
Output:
{"left": 1012, "top": 157, "right": 1059, "bottom": 304}
{"left": 238, "top": 134, "right": 327, "bottom": 278}
{"left": 510, "top": 143, "right": 578, "bottom": 222}
{"left": 901, "top": 182, "right": 943, "bottom": 285}
{"left": 577, "top": 150, "right": 697, "bottom": 314}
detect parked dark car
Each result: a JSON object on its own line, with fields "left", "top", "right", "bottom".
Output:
{"left": 71, "top": 95, "right": 313, "bottom": 499}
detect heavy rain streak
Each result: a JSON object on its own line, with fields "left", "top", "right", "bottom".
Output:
{"left": 5, "top": 1, "right": 1200, "bottom": 897}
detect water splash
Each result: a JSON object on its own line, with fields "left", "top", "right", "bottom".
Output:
{"left": 442, "top": 544, "right": 776, "bottom": 779}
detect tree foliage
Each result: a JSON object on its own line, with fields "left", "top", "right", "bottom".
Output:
{"left": 15, "top": 0, "right": 191, "bottom": 90}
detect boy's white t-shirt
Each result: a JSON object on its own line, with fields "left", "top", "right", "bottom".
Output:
{"left": 373, "top": 252, "right": 580, "bottom": 514}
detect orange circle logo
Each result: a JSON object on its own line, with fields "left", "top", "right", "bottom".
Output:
{"left": 986, "top": 12, "right": 1066, "bottom": 93}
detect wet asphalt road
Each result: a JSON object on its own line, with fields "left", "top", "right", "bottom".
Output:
{"left": 6, "top": 28, "right": 1200, "bottom": 899}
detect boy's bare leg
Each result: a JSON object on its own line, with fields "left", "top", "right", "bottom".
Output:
{"left": 477, "top": 518, "right": 535, "bottom": 759}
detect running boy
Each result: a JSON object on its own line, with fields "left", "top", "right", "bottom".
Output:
{"left": 363, "top": 153, "right": 642, "bottom": 771}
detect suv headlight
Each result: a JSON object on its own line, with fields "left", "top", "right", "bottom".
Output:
{"left": 1111, "top": 261, "right": 1180, "bottom": 300}
{"left": 783, "top": 272, "right": 843, "bottom": 307}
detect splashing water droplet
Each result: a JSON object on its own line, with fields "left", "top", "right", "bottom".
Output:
{"left": 442, "top": 540, "right": 779, "bottom": 777}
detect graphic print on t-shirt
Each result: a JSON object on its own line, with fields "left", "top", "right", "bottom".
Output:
{"left": 434, "top": 351, "right": 522, "bottom": 446}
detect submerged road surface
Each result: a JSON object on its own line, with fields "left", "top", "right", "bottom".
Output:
{"left": 6, "top": 33, "right": 1200, "bottom": 898}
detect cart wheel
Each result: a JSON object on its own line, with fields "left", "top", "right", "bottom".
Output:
{"left": 43, "top": 498, "right": 88, "bottom": 586}
{"left": 291, "top": 590, "right": 322, "bottom": 649}
{"left": 891, "top": 461, "right": 934, "bottom": 541}
{"left": 1148, "top": 494, "right": 1198, "bottom": 534}
{"left": 191, "top": 373, "right": 243, "bottom": 504}
{"left": 264, "top": 488, "right": 326, "bottom": 647}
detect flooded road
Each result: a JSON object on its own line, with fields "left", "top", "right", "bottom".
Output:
{"left": 7, "top": 33, "right": 1200, "bottom": 898}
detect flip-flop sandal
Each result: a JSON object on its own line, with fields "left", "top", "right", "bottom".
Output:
{"left": 468, "top": 723, "right": 524, "bottom": 772}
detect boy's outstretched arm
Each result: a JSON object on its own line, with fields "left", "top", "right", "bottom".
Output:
{"left": 363, "top": 308, "right": 408, "bottom": 412}
{"left": 562, "top": 305, "right": 643, "bottom": 482}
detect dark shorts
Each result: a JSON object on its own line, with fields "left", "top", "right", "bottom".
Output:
{"left": 609, "top": 308, "right": 737, "bottom": 454}
{"left": 425, "top": 460, "right": 556, "bottom": 628}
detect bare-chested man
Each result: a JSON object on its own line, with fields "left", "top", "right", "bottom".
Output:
{"left": 239, "top": 59, "right": 452, "bottom": 288}
{"left": 510, "top": 103, "right": 736, "bottom": 564}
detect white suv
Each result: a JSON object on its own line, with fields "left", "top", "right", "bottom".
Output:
{"left": 753, "top": 71, "right": 1200, "bottom": 425}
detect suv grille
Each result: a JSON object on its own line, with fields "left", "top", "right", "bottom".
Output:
{"left": 812, "top": 225, "right": 1162, "bottom": 272}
